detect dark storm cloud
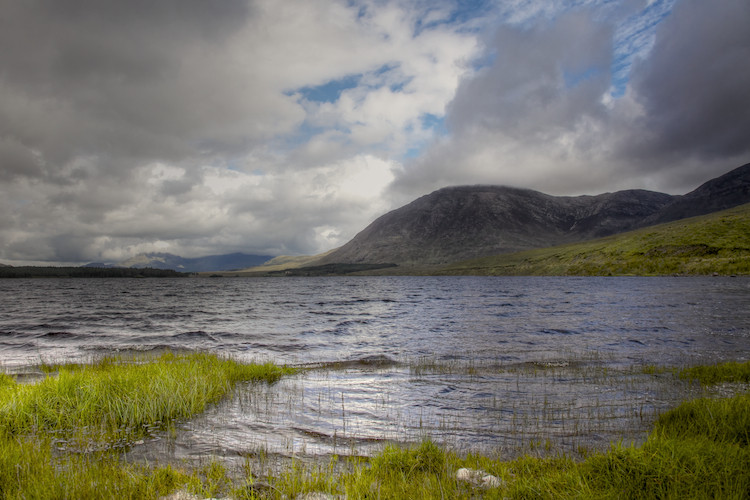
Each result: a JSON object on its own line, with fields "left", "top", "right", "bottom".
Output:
{"left": 393, "top": 8, "right": 620, "bottom": 196}
{"left": 0, "top": 0, "right": 257, "bottom": 178}
{"left": 626, "top": 0, "right": 750, "bottom": 161}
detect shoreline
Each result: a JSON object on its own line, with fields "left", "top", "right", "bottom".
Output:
{"left": 1, "top": 352, "right": 748, "bottom": 498}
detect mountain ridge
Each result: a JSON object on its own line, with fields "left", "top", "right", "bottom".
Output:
{"left": 312, "top": 162, "right": 750, "bottom": 268}
{"left": 438, "top": 202, "right": 750, "bottom": 276}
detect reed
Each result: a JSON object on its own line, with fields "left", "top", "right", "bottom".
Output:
{"left": 245, "top": 359, "right": 750, "bottom": 499}
{"left": 261, "top": 391, "right": 749, "bottom": 499}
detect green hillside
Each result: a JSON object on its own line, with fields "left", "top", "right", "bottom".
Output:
{"left": 438, "top": 203, "right": 750, "bottom": 276}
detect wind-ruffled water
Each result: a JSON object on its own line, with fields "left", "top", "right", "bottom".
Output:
{"left": 1, "top": 276, "right": 749, "bottom": 464}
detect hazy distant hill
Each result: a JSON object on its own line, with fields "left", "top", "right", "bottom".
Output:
{"left": 88, "top": 252, "right": 273, "bottom": 272}
{"left": 312, "top": 163, "right": 750, "bottom": 268}
{"left": 438, "top": 202, "right": 750, "bottom": 276}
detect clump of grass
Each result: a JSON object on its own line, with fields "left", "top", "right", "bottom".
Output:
{"left": 678, "top": 360, "right": 750, "bottom": 385}
{"left": 583, "top": 392, "right": 750, "bottom": 499}
{"left": 371, "top": 440, "right": 446, "bottom": 477}
{"left": 0, "top": 352, "right": 293, "bottom": 446}
{"left": 0, "top": 352, "right": 294, "bottom": 499}
{"left": 0, "top": 372, "right": 14, "bottom": 388}
{"left": 653, "top": 393, "right": 750, "bottom": 445}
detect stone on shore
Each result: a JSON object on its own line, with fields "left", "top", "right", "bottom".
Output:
{"left": 456, "top": 467, "right": 503, "bottom": 489}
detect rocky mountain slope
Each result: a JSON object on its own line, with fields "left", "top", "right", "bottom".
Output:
{"left": 439, "top": 202, "right": 750, "bottom": 276}
{"left": 314, "top": 163, "right": 750, "bottom": 267}
{"left": 644, "top": 162, "right": 750, "bottom": 225}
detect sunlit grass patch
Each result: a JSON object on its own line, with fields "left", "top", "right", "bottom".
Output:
{"left": 0, "top": 352, "right": 293, "bottom": 446}
{"left": 439, "top": 202, "right": 750, "bottom": 276}
{"left": 0, "top": 352, "right": 294, "bottom": 499}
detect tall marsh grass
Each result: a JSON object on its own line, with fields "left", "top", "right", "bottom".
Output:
{"left": 0, "top": 352, "right": 292, "bottom": 445}
{"left": 0, "top": 352, "right": 294, "bottom": 499}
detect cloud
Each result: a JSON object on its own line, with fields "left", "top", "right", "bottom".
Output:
{"left": 625, "top": 0, "right": 750, "bottom": 162}
{"left": 0, "top": 0, "right": 477, "bottom": 263}
{"left": 1, "top": 0, "right": 747, "bottom": 264}
{"left": 394, "top": 8, "right": 620, "bottom": 196}
{"left": 393, "top": 0, "right": 750, "bottom": 199}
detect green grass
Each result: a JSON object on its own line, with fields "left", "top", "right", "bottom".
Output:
{"left": 1, "top": 355, "right": 748, "bottom": 498}
{"left": 0, "top": 352, "right": 292, "bottom": 445}
{"left": 678, "top": 360, "right": 750, "bottom": 385}
{"left": 0, "top": 352, "right": 295, "bottom": 499}
{"left": 438, "top": 203, "right": 750, "bottom": 276}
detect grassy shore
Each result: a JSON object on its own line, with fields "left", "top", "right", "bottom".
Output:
{"left": 438, "top": 203, "right": 750, "bottom": 276}
{"left": 0, "top": 352, "right": 294, "bottom": 498}
{"left": 1, "top": 354, "right": 748, "bottom": 499}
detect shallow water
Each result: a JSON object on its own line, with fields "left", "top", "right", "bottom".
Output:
{"left": 1, "top": 276, "right": 749, "bottom": 462}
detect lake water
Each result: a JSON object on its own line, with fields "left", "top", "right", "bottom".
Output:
{"left": 1, "top": 276, "right": 749, "bottom": 464}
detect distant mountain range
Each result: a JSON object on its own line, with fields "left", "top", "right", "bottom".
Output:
{"left": 311, "top": 162, "right": 750, "bottom": 268}
{"left": 84, "top": 252, "right": 273, "bottom": 272}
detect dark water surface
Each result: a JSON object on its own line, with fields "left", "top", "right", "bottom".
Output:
{"left": 1, "top": 276, "right": 749, "bottom": 462}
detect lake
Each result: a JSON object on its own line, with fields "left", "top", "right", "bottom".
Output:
{"left": 1, "top": 276, "right": 748, "bottom": 465}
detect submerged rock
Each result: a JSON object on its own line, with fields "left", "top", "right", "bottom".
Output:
{"left": 456, "top": 467, "right": 503, "bottom": 489}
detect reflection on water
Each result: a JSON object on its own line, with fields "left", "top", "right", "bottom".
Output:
{"left": 127, "top": 356, "right": 707, "bottom": 470}
{"left": 1, "top": 276, "right": 749, "bottom": 465}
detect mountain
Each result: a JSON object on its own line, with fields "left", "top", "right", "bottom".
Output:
{"left": 88, "top": 252, "right": 274, "bottom": 272}
{"left": 314, "top": 163, "right": 750, "bottom": 267}
{"left": 439, "top": 202, "right": 750, "bottom": 276}
{"left": 314, "top": 187, "right": 673, "bottom": 267}
{"left": 643, "top": 162, "right": 750, "bottom": 225}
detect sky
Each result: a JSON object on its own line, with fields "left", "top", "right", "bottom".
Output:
{"left": 1, "top": 0, "right": 749, "bottom": 265}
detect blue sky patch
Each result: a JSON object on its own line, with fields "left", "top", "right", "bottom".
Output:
{"left": 296, "top": 74, "right": 362, "bottom": 103}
